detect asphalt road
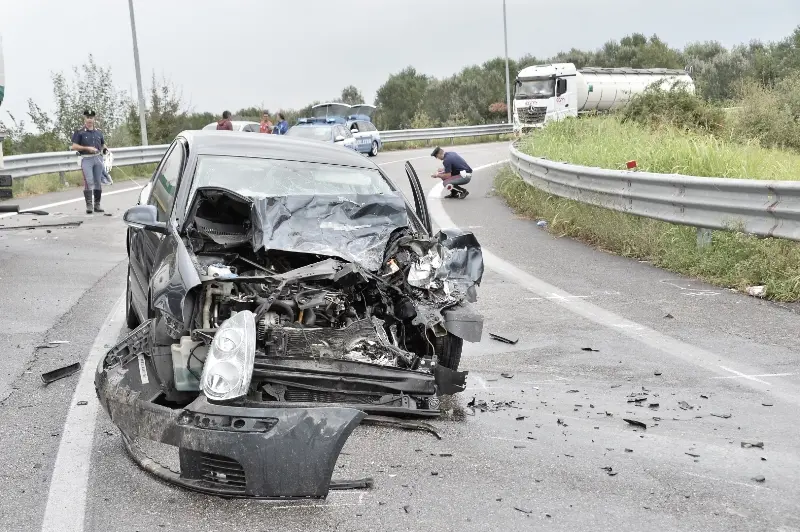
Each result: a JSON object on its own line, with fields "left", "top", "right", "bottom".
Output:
{"left": 1, "top": 142, "right": 799, "bottom": 532}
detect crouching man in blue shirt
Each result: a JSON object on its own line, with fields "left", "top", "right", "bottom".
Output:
{"left": 430, "top": 146, "right": 473, "bottom": 199}
{"left": 71, "top": 109, "right": 108, "bottom": 214}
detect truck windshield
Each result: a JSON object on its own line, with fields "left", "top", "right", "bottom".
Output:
{"left": 515, "top": 79, "right": 555, "bottom": 100}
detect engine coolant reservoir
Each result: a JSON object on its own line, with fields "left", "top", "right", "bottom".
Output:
{"left": 172, "top": 336, "right": 207, "bottom": 391}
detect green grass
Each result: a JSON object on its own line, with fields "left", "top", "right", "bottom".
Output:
{"left": 382, "top": 133, "right": 512, "bottom": 152}
{"left": 520, "top": 116, "right": 800, "bottom": 180}
{"left": 11, "top": 164, "right": 156, "bottom": 198}
{"left": 498, "top": 116, "right": 800, "bottom": 302}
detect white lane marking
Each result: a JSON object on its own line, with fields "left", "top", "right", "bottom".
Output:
{"left": 0, "top": 185, "right": 143, "bottom": 219}
{"left": 717, "top": 366, "right": 773, "bottom": 385}
{"left": 377, "top": 154, "right": 431, "bottom": 166}
{"left": 713, "top": 373, "right": 795, "bottom": 380}
{"left": 426, "top": 167, "right": 800, "bottom": 405}
{"left": 525, "top": 294, "right": 590, "bottom": 302}
{"left": 41, "top": 294, "right": 125, "bottom": 532}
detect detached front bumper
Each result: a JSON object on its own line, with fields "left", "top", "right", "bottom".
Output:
{"left": 95, "top": 323, "right": 365, "bottom": 499}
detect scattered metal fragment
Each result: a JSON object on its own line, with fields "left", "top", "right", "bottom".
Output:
{"left": 700, "top": 394, "right": 709, "bottom": 399}
{"left": 762, "top": 403, "right": 773, "bottom": 407}
{"left": 17, "top": 210, "right": 50, "bottom": 216}
{"left": 623, "top": 418, "right": 647, "bottom": 430}
{"left": 0, "top": 221, "right": 83, "bottom": 231}
{"left": 752, "top": 475, "right": 765, "bottom": 483}
{"left": 363, "top": 416, "right": 441, "bottom": 440}
{"left": 628, "top": 397, "right": 647, "bottom": 403}
{"left": 489, "top": 333, "right": 518, "bottom": 345}
{"left": 514, "top": 506, "right": 533, "bottom": 514}
{"left": 664, "top": 313, "right": 674, "bottom": 319}
{"left": 741, "top": 441, "right": 764, "bottom": 449}
{"left": 76, "top": 401, "right": 88, "bottom": 406}
{"left": 678, "top": 401, "right": 693, "bottom": 410}
{"left": 41, "top": 362, "right": 81, "bottom": 385}
{"left": 685, "top": 453, "right": 700, "bottom": 458}
{"left": 654, "top": 371, "right": 662, "bottom": 376}
{"left": 566, "top": 389, "right": 579, "bottom": 393}
{"left": 500, "top": 373, "right": 514, "bottom": 379}
{"left": 581, "top": 347, "right": 599, "bottom": 352}
{"left": 711, "top": 413, "right": 732, "bottom": 419}
{"left": 331, "top": 478, "right": 374, "bottom": 490}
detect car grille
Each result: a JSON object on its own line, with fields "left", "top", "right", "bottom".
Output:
{"left": 199, "top": 452, "right": 247, "bottom": 493}
{"left": 282, "top": 386, "right": 382, "bottom": 404}
{"left": 518, "top": 106, "right": 547, "bottom": 124}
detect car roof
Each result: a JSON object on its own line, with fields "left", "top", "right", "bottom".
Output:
{"left": 178, "top": 130, "right": 374, "bottom": 168}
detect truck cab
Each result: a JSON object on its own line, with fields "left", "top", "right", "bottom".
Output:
{"left": 513, "top": 63, "right": 578, "bottom": 132}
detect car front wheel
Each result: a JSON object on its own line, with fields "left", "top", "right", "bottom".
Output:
{"left": 369, "top": 141, "right": 379, "bottom": 157}
{"left": 432, "top": 333, "right": 463, "bottom": 371}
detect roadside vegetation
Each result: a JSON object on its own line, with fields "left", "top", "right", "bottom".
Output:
{"left": 497, "top": 72, "right": 800, "bottom": 302}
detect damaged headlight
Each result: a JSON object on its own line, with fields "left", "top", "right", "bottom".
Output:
{"left": 200, "top": 310, "right": 256, "bottom": 401}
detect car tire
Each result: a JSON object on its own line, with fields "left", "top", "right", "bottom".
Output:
{"left": 369, "top": 141, "right": 379, "bottom": 157}
{"left": 125, "top": 266, "right": 141, "bottom": 330}
{"left": 433, "top": 333, "right": 463, "bottom": 371}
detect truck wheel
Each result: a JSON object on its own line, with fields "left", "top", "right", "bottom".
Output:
{"left": 125, "top": 267, "right": 141, "bottom": 330}
{"left": 369, "top": 141, "right": 379, "bottom": 157}
{"left": 433, "top": 333, "right": 463, "bottom": 371}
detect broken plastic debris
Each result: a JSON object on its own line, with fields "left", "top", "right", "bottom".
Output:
{"left": 581, "top": 347, "right": 599, "bottom": 352}
{"left": 489, "top": 333, "right": 519, "bottom": 345}
{"left": 536, "top": 220, "right": 547, "bottom": 228}
{"left": 500, "top": 373, "right": 514, "bottom": 379}
{"left": 654, "top": 371, "right": 662, "bottom": 376}
{"left": 76, "top": 400, "right": 88, "bottom": 406}
{"left": 700, "top": 394, "right": 709, "bottom": 399}
{"left": 678, "top": 401, "right": 693, "bottom": 410}
{"left": 514, "top": 506, "right": 533, "bottom": 514}
{"left": 623, "top": 418, "right": 647, "bottom": 429}
{"left": 41, "top": 362, "right": 81, "bottom": 385}
{"left": 741, "top": 441, "right": 764, "bottom": 449}
{"left": 663, "top": 313, "right": 674, "bottom": 319}
{"left": 752, "top": 475, "right": 766, "bottom": 483}
{"left": 685, "top": 452, "right": 700, "bottom": 458}
{"left": 711, "top": 413, "right": 732, "bottom": 419}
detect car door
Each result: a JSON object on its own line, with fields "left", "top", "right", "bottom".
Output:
{"left": 349, "top": 121, "right": 367, "bottom": 152}
{"left": 129, "top": 139, "right": 187, "bottom": 317}
{"left": 404, "top": 161, "right": 432, "bottom": 234}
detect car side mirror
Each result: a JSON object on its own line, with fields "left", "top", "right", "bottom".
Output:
{"left": 334, "top": 135, "right": 345, "bottom": 142}
{"left": 123, "top": 204, "right": 168, "bottom": 234}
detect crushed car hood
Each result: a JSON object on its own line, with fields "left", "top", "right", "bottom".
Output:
{"left": 188, "top": 188, "right": 410, "bottom": 272}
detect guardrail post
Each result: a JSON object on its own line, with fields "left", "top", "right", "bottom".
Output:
{"left": 59, "top": 171, "right": 67, "bottom": 186}
{"left": 696, "top": 228, "right": 713, "bottom": 249}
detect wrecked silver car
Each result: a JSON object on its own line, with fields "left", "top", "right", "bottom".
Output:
{"left": 95, "top": 131, "right": 484, "bottom": 499}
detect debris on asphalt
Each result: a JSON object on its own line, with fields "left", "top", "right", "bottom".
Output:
{"left": 761, "top": 457, "right": 767, "bottom": 461}
{"left": 628, "top": 396, "right": 648, "bottom": 403}
{"left": 514, "top": 506, "right": 533, "bottom": 514}
{"left": 711, "top": 413, "right": 732, "bottom": 419}
{"left": 685, "top": 453, "right": 700, "bottom": 458}
{"left": 557, "top": 418, "right": 567, "bottom": 427}
{"left": 611, "top": 384, "right": 622, "bottom": 389}
{"left": 431, "top": 471, "right": 439, "bottom": 476}
{"left": 489, "top": 333, "right": 519, "bottom": 345}
{"left": 468, "top": 397, "right": 517, "bottom": 413}
{"left": 654, "top": 371, "right": 662, "bottom": 376}
{"left": 500, "top": 373, "right": 514, "bottom": 379}
{"left": 0, "top": 221, "right": 83, "bottom": 231}
{"left": 536, "top": 220, "right": 548, "bottom": 228}
{"left": 678, "top": 401, "right": 694, "bottom": 410}
{"left": 762, "top": 402, "right": 773, "bottom": 407}
{"left": 752, "top": 475, "right": 766, "bottom": 483}
{"left": 41, "top": 362, "right": 81, "bottom": 385}
{"left": 581, "top": 347, "right": 599, "bottom": 352}
{"left": 700, "top": 394, "right": 709, "bottom": 399}
{"left": 103, "top": 213, "right": 113, "bottom": 217}
{"left": 48, "top": 340, "right": 69, "bottom": 345}
{"left": 545, "top": 513, "right": 552, "bottom": 518}
{"left": 403, "top": 505, "right": 412, "bottom": 514}
{"left": 439, "top": 453, "right": 453, "bottom": 457}
{"left": 77, "top": 400, "right": 88, "bottom": 406}
{"left": 664, "top": 313, "right": 674, "bottom": 319}
{"left": 35, "top": 344, "right": 60, "bottom": 349}
{"left": 741, "top": 441, "right": 764, "bottom": 449}
{"left": 363, "top": 416, "right": 442, "bottom": 439}
{"left": 746, "top": 285, "right": 767, "bottom": 298}
{"left": 625, "top": 448, "right": 633, "bottom": 453}
{"left": 516, "top": 415, "right": 527, "bottom": 421}
{"left": 567, "top": 389, "right": 579, "bottom": 393}
{"left": 648, "top": 403, "right": 660, "bottom": 409}
{"left": 623, "top": 418, "right": 647, "bottom": 430}
{"left": 514, "top": 445, "right": 526, "bottom": 449}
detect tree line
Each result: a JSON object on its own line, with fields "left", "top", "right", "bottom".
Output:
{"left": 2, "top": 25, "right": 798, "bottom": 155}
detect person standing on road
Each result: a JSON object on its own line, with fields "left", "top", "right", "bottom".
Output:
{"left": 70, "top": 109, "right": 108, "bottom": 214}
{"left": 272, "top": 112, "right": 288, "bottom": 135}
{"left": 259, "top": 110, "right": 273, "bottom": 133}
{"left": 216, "top": 110, "right": 233, "bottom": 130}
{"left": 430, "top": 146, "right": 473, "bottom": 199}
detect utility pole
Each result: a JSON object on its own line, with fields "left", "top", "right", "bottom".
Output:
{"left": 503, "top": 0, "right": 512, "bottom": 124}
{"left": 128, "top": 0, "right": 148, "bottom": 146}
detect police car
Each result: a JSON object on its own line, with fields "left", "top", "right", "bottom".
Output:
{"left": 345, "top": 104, "right": 382, "bottom": 157}
{"left": 285, "top": 103, "right": 358, "bottom": 151}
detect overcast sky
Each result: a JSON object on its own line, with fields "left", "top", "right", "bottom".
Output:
{"left": 1, "top": 0, "right": 798, "bottom": 123}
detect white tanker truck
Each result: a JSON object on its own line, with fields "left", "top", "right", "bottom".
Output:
{"left": 512, "top": 62, "right": 695, "bottom": 132}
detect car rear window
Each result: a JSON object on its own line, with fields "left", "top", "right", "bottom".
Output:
{"left": 286, "top": 126, "right": 332, "bottom": 141}
{"left": 191, "top": 155, "right": 396, "bottom": 198}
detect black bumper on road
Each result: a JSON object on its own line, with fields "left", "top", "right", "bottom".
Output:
{"left": 95, "top": 326, "right": 366, "bottom": 499}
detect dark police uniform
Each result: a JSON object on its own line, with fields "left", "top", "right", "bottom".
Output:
{"left": 431, "top": 146, "right": 473, "bottom": 198}
{"left": 72, "top": 111, "right": 107, "bottom": 213}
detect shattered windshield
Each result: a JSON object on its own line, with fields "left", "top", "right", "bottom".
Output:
{"left": 192, "top": 155, "right": 396, "bottom": 199}
{"left": 515, "top": 78, "right": 555, "bottom": 99}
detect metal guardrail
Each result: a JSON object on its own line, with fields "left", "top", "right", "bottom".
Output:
{"left": 509, "top": 143, "right": 800, "bottom": 243}
{"left": 1, "top": 124, "right": 513, "bottom": 181}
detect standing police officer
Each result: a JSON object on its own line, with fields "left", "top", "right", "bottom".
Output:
{"left": 70, "top": 109, "right": 108, "bottom": 214}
